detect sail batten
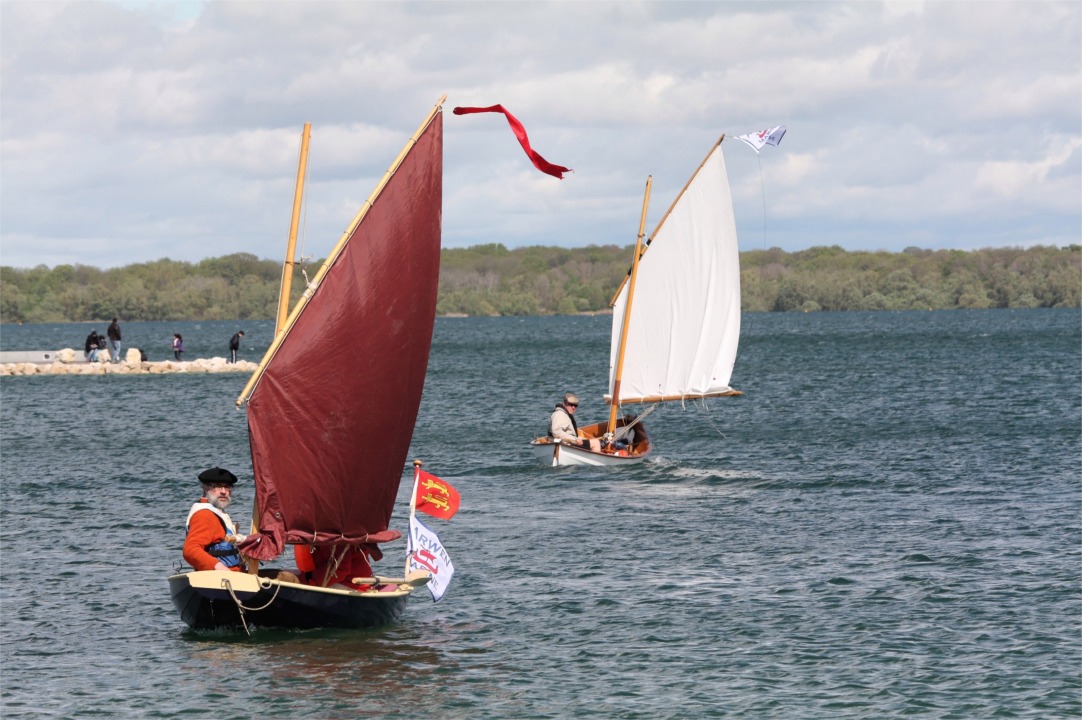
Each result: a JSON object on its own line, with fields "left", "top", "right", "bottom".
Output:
{"left": 239, "top": 107, "right": 444, "bottom": 562}
{"left": 607, "top": 139, "right": 740, "bottom": 407}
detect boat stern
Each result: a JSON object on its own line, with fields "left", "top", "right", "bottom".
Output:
{"left": 529, "top": 438, "right": 560, "bottom": 466}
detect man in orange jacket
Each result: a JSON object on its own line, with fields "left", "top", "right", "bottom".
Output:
{"left": 183, "top": 467, "right": 246, "bottom": 571}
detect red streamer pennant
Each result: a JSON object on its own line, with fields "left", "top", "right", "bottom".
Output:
{"left": 453, "top": 104, "right": 571, "bottom": 179}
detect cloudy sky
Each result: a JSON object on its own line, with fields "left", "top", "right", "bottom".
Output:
{"left": 1, "top": 0, "right": 1079, "bottom": 269}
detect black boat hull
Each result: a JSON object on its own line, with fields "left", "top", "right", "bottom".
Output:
{"left": 168, "top": 571, "right": 412, "bottom": 630}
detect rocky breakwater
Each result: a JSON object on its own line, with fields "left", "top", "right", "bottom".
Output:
{"left": 0, "top": 347, "right": 258, "bottom": 377}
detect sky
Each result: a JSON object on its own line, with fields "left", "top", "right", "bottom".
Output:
{"left": 1, "top": 0, "right": 1079, "bottom": 270}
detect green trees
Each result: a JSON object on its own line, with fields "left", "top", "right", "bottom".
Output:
{"left": 435, "top": 243, "right": 628, "bottom": 316}
{"left": 0, "top": 254, "right": 288, "bottom": 323}
{"left": 1, "top": 245, "right": 1078, "bottom": 322}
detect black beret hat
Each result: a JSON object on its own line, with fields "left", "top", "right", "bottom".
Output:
{"left": 198, "top": 467, "right": 238, "bottom": 486}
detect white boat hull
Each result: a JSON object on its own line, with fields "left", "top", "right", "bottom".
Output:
{"left": 530, "top": 439, "right": 648, "bottom": 467}
{"left": 530, "top": 418, "right": 651, "bottom": 467}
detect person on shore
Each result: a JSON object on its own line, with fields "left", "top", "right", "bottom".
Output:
{"left": 84, "top": 330, "right": 101, "bottom": 362}
{"left": 183, "top": 468, "right": 247, "bottom": 572}
{"left": 172, "top": 334, "right": 184, "bottom": 361}
{"left": 548, "top": 392, "right": 601, "bottom": 452}
{"left": 228, "top": 330, "right": 244, "bottom": 363}
{"left": 107, "top": 318, "right": 122, "bottom": 363}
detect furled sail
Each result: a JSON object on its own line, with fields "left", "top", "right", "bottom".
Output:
{"left": 608, "top": 139, "right": 740, "bottom": 405}
{"left": 240, "top": 109, "right": 443, "bottom": 561}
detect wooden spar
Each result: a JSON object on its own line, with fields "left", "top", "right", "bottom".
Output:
{"left": 609, "top": 133, "right": 727, "bottom": 306}
{"left": 609, "top": 389, "right": 743, "bottom": 405}
{"left": 276, "top": 122, "right": 311, "bottom": 336}
{"left": 236, "top": 95, "right": 447, "bottom": 407}
{"left": 245, "top": 121, "right": 310, "bottom": 575}
{"left": 606, "top": 176, "right": 652, "bottom": 435}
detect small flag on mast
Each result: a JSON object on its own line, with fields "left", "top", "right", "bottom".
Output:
{"left": 736, "top": 125, "right": 787, "bottom": 153}
{"left": 414, "top": 469, "right": 460, "bottom": 521}
{"left": 453, "top": 104, "right": 572, "bottom": 179}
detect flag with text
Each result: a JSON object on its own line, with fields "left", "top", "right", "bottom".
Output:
{"left": 408, "top": 516, "right": 455, "bottom": 602}
{"left": 736, "top": 125, "right": 787, "bottom": 153}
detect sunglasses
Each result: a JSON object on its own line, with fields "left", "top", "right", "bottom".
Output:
{"left": 568, "top": 403, "right": 579, "bottom": 408}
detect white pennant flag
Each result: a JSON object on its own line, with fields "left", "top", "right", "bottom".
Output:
{"left": 736, "top": 125, "right": 787, "bottom": 153}
{"left": 408, "top": 515, "right": 455, "bottom": 602}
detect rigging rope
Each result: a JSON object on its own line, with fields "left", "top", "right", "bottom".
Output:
{"left": 221, "top": 575, "right": 284, "bottom": 636}
{"left": 322, "top": 545, "right": 347, "bottom": 588}
{"left": 697, "top": 397, "right": 729, "bottom": 441}
{"left": 757, "top": 151, "right": 768, "bottom": 286}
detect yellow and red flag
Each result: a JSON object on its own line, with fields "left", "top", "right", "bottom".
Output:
{"left": 414, "top": 469, "right": 460, "bottom": 521}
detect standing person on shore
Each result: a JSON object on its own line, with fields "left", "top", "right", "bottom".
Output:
{"left": 172, "top": 334, "right": 184, "bottom": 361}
{"left": 228, "top": 330, "right": 244, "bottom": 363}
{"left": 107, "top": 318, "right": 122, "bottom": 363}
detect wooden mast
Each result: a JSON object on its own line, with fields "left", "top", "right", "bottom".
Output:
{"left": 606, "top": 176, "right": 652, "bottom": 435}
{"left": 277, "top": 122, "right": 311, "bottom": 335}
{"left": 245, "top": 122, "right": 310, "bottom": 574}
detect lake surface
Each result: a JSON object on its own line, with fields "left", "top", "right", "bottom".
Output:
{"left": 1, "top": 309, "right": 1079, "bottom": 719}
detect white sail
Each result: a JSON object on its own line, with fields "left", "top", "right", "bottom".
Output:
{"left": 608, "top": 141, "right": 740, "bottom": 404}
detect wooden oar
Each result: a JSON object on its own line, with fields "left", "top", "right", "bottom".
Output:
{"left": 350, "top": 570, "right": 432, "bottom": 588}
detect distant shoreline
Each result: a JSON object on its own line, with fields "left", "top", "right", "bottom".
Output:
{"left": 3, "top": 244, "right": 1077, "bottom": 323}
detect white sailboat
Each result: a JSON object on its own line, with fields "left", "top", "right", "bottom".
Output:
{"left": 531, "top": 134, "right": 743, "bottom": 467}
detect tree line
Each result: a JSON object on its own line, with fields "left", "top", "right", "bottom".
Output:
{"left": 1, "top": 244, "right": 1078, "bottom": 323}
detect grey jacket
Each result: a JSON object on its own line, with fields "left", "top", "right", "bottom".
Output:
{"left": 549, "top": 405, "right": 579, "bottom": 443}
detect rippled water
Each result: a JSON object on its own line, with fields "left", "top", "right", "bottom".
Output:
{"left": 1, "top": 309, "right": 1079, "bottom": 719}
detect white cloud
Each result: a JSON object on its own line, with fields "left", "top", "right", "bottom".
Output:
{"left": 1, "top": 0, "right": 1078, "bottom": 269}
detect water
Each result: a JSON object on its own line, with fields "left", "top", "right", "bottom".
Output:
{"left": 1, "top": 309, "right": 1079, "bottom": 719}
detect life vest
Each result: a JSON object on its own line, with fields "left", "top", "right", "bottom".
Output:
{"left": 186, "top": 502, "right": 243, "bottom": 569}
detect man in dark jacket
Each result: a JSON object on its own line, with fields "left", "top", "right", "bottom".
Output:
{"left": 84, "top": 330, "right": 100, "bottom": 362}
{"left": 228, "top": 330, "right": 244, "bottom": 363}
{"left": 107, "top": 318, "right": 122, "bottom": 363}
